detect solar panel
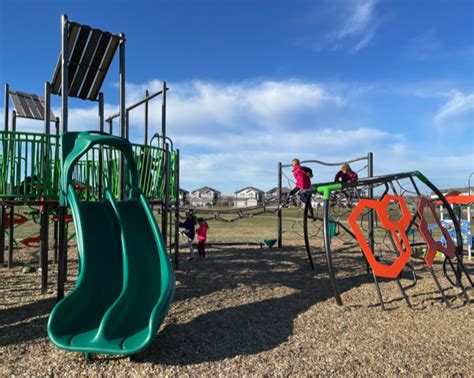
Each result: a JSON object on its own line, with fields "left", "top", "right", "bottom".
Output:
{"left": 51, "top": 21, "right": 122, "bottom": 101}
{"left": 9, "top": 91, "right": 56, "bottom": 120}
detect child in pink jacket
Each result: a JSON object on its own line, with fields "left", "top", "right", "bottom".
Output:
{"left": 196, "top": 218, "right": 209, "bottom": 258}
{"left": 291, "top": 159, "right": 312, "bottom": 204}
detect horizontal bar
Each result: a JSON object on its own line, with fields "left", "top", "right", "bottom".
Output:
{"left": 281, "top": 156, "right": 369, "bottom": 168}
{"left": 105, "top": 88, "right": 169, "bottom": 121}
{"left": 311, "top": 171, "right": 419, "bottom": 194}
{"left": 15, "top": 115, "right": 59, "bottom": 123}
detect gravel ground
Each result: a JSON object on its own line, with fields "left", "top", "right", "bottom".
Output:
{"left": 1, "top": 241, "right": 473, "bottom": 376}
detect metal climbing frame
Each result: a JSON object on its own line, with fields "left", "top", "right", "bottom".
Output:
{"left": 303, "top": 171, "right": 473, "bottom": 309}
{"left": 277, "top": 152, "right": 374, "bottom": 248}
{"left": 1, "top": 15, "right": 180, "bottom": 296}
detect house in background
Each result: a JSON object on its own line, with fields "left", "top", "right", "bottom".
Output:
{"left": 190, "top": 186, "right": 221, "bottom": 207}
{"left": 179, "top": 188, "right": 189, "bottom": 206}
{"left": 265, "top": 187, "right": 291, "bottom": 206}
{"left": 234, "top": 186, "right": 265, "bottom": 208}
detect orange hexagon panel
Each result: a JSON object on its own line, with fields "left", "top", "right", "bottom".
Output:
{"left": 348, "top": 195, "right": 412, "bottom": 279}
{"left": 417, "top": 196, "right": 455, "bottom": 267}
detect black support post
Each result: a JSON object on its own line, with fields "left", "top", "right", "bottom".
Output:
{"left": 1, "top": 84, "right": 9, "bottom": 264}
{"left": 174, "top": 149, "right": 180, "bottom": 270}
{"left": 277, "top": 162, "right": 282, "bottom": 248}
{"left": 144, "top": 89, "right": 149, "bottom": 145}
{"left": 98, "top": 92, "right": 104, "bottom": 199}
{"left": 57, "top": 14, "right": 69, "bottom": 301}
{"left": 323, "top": 199, "right": 342, "bottom": 305}
{"left": 161, "top": 81, "right": 166, "bottom": 149}
{"left": 162, "top": 143, "right": 169, "bottom": 249}
{"left": 367, "top": 152, "right": 374, "bottom": 255}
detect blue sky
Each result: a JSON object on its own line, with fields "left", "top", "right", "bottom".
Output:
{"left": 1, "top": 0, "right": 473, "bottom": 194}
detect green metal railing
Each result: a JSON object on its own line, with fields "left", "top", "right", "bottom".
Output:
{"left": 0, "top": 131, "right": 60, "bottom": 200}
{"left": 0, "top": 131, "right": 178, "bottom": 202}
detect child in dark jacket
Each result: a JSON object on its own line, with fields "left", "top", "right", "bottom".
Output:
{"left": 334, "top": 163, "right": 358, "bottom": 183}
{"left": 196, "top": 218, "right": 209, "bottom": 258}
{"left": 179, "top": 210, "right": 196, "bottom": 260}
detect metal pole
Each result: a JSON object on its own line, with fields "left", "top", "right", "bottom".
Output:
{"left": 58, "top": 14, "right": 69, "bottom": 300}
{"left": 7, "top": 111, "right": 16, "bottom": 268}
{"left": 3, "top": 83, "right": 8, "bottom": 131}
{"left": 174, "top": 149, "right": 180, "bottom": 270}
{"left": 7, "top": 204, "right": 14, "bottom": 268}
{"left": 161, "top": 81, "right": 166, "bottom": 149}
{"left": 119, "top": 34, "right": 126, "bottom": 200}
{"left": 323, "top": 199, "right": 342, "bottom": 305}
{"left": 367, "top": 152, "right": 374, "bottom": 254}
{"left": 162, "top": 143, "right": 169, "bottom": 249}
{"left": 108, "top": 119, "right": 113, "bottom": 135}
{"left": 144, "top": 89, "right": 149, "bottom": 145}
{"left": 469, "top": 172, "right": 474, "bottom": 195}
{"left": 0, "top": 84, "right": 9, "bottom": 264}
{"left": 40, "top": 82, "right": 51, "bottom": 293}
{"left": 98, "top": 92, "right": 104, "bottom": 199}
{"left": 277, "top": 162, "right": 282, "bottom": 248}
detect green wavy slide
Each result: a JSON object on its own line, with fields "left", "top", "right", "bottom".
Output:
{"left": 48, "top": 131, "right": 175, "bottom": 356}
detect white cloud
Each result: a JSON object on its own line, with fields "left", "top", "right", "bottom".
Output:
{"left": 123, "top": 79, "right": 342, "bottom": 135}
{"left": 312, "top": 0, "right": 380, "bottom": 54}
{"left": 433, "top": 90, "right": 474, "bottom": 124}
{"left": 2, "top": 78, "right": 472, "bottom": 194}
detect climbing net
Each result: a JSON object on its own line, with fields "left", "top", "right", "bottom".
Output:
{"left": 279, "top": 157, "right": 370, "bottom": 242}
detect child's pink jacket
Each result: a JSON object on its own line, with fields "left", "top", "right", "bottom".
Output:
{"left": 197, "top": 224, "right": 208, "bottom": 241}
{"left": 292, "top": 165, "right": 311, "bottom": 190}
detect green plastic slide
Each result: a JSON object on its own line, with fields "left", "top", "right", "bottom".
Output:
{"left": 47, "top": 131, "right": 175, "bottom": 355}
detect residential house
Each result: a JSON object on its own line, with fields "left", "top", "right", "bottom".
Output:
{"left": 179, "top": 188, "right": 189, "bottom": 206}
{"left": 265, "top": 187, "right": 291, "bottom": 206}
{"left": 190, "top": 186, "right": 221, "bottom": 207}
{"left": 234, "top": 186, "right": 265, "bottom": 208}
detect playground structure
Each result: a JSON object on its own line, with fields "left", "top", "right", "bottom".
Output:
{"left": 0, "top": 15, "right": 180, "bottom": 302}
{"left": 302, "top": 171, "right": 473, "bottom": 309}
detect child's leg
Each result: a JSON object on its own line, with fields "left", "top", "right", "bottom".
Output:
{"left": 198, "top": 241, "right": 204, "bottom": 257}
{"left": 188, "top": 238, "right": 195, "bottom": 259}
{"left": 202, "top": 241, "right": 206, "bottom": 257}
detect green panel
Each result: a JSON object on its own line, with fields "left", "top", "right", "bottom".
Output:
{"left": 0, "top": 131, "right": 60, "bottom": 200}
{"left": 0, "top": 131, "right": 177, "bottom": 202}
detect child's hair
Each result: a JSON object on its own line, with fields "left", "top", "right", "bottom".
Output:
{"left": 342, "top": 163, "right": 351, "bottom": 173}
{"left": 291, "top": 159, "right": 300, "bottom": 166}
{"left": 198, "top": 217, "right": 209, "bottom": 228}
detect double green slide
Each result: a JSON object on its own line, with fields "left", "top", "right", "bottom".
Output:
{"left": 47, "top": 131, "right": 175, "bottom": 356}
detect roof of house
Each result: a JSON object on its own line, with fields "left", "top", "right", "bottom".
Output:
{"left": 266, "top": 186, "right": 291, "bottom": 194}
{"left": 235, "top": 186, "right": 264, "bottom": 194}
{"left": 179, "top": 188, "right": 189, "bottom": 194}
{"left": 191, "top": 186, "right": 221, "bottom": 194}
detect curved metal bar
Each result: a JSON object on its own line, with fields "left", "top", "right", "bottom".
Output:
{"left": 282, "top": 156, "right": 368, "bottom": 168}
{"left": 303, "top": 196, "right": 316, "bottom": 271}
{"left": 322, "top": 198, "right": 343, "bottom": 305}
